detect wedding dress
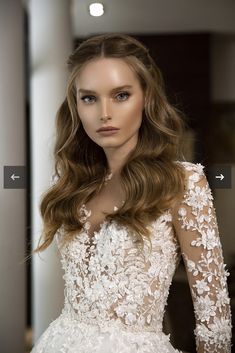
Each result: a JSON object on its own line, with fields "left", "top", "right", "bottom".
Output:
{"left": 30, "top": 161, "right": 232, "bottom": 353}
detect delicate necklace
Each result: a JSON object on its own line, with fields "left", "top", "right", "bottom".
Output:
{"left": 97, "top": 172, "right": 113, "bottom": 193}
{"left": 104, "top": 172, "right": 113, "bottom": 185}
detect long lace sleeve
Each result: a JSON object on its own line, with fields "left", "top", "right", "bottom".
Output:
{"left": 172, "top": 162, "right": 232, "bottom": 353}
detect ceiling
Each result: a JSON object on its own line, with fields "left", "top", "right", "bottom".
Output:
{"left": 71, "top": 0, "right": 235, "bottom": 38}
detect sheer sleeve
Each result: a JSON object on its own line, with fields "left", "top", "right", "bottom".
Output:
{"left": 172, "top": 162, "right": 232, "bottom": 353}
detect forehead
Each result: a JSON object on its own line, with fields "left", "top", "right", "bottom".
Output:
{"left": 75, "top": 57, "right": 139, "bottom": 88}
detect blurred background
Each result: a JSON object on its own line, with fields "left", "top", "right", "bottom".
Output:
{"left": 0, "top": 1, "right": 234, "bottom": 352}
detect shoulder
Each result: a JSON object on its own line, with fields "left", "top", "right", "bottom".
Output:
{"left": 174, "top": 160, "right": 205, "bottom": 176}
{"left": 171, "top": 161, "right": 213, "bottom": 216}
{"left": 174, "top": 160, "right": 208, "bottom": 189}
{"left": 171, "top": 161, "right": 215, "bottom": 236}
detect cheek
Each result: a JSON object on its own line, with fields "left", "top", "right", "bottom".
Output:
{"left": 124, "top": 99, "right": 144, "bottom": 122}
{"left": 77, "top": 105, "right": 86, "bottom": 120}
{"left": 77, "top": 106, "right": 94, "bottom": 129}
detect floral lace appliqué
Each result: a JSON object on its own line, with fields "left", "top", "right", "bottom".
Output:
{"left": 175, "top": 161, "right": 232, "bottom": 352}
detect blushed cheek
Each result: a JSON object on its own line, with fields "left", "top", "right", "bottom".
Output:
{"left": 132, "top": 101, "right": 144, "bottom": 123}
{"left": 77, "top": 108, "right": 90, "bottom": 129}
{"left": 80, "top": 120, "right": 93, "bottom": 135}
{"left": 80, "top": 123, "right": 95, "bottom": 142}
{"left": 125, "top": 112, "right": 143, "bottom": 133}
{"left": 79, "top": 116, "right": 97, "bottom": 141}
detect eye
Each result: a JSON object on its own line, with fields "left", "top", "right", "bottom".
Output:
{"left": 116, "top": 91, "right": 130, "bottom": 101}
{"left": 80, "top": 95, "right": 96, "bottom": 104}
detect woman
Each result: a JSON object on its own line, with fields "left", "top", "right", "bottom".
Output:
{"left": 30, "top": 33, "right": 232, "bottom": 353}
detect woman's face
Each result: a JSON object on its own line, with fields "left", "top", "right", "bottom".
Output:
{"left": 75, "top": 57, "right": 145, "bottom": 152}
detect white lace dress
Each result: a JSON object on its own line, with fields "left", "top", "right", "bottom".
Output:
{"left": 30, "top": 161, "right": 232, "bottom": 353}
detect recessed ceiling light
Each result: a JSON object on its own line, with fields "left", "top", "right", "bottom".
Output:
{"left": 89, "top": 3, "right": 104, "bottom": 17}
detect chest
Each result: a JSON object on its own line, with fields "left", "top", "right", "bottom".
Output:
{"left": 82, "top": 178, "right": 125, "bottom": 238}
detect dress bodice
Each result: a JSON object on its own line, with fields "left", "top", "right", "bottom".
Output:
{"left": 56, "top": 202, "right": 180, "bottom": 333}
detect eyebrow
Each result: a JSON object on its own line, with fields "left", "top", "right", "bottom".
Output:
{"left": 78, "top": 85, "right": 133, "bottom": 94}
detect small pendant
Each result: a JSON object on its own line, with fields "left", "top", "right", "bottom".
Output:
{"left": 104, "top": 172, "right": 113, "bottom": 183}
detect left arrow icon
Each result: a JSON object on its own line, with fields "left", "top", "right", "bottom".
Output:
{"left": 11, "top": 174, "right": 20, "bottom": 181}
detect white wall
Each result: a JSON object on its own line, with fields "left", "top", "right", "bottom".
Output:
{"left": 72, "top": 0, "right": 235, "bottom": 36}
{"left": 0, "top": 1, "right": 26, "bottom": 353}
{"left": 29, "top": 0, "right": 73, "bottom": 342}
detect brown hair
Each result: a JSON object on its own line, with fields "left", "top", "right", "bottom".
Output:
{"left": 30, "top": 33, "right": 187, "bottom": 258}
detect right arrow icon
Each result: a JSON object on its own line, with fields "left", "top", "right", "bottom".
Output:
{"left": 215, "top": 174, "right": 224, "bottom": 181}
{"left": 207, "top": 165, "right": 231, "bottom": 189}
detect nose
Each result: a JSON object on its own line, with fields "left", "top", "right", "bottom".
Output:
{"left": 100, "top": 97, "right": 111, "bottom": 118}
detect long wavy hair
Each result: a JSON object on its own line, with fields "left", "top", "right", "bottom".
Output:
{"left": 31, "top": 33, "right": 187, "bottom": 257}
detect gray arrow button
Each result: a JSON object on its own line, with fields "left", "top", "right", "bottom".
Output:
{"left": 207, "top": 165, "right": 231, "bottom": 189}
{"left": 4, "top": 166, "right": 27, "bottom": 189}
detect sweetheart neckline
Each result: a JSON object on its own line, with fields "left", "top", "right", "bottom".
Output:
{"left": 80, "top": 203, "right": 121, "bottom": 240}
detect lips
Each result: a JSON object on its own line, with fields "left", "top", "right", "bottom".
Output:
{"left": 97, "top": 126, "right": 119, "bottom": 132}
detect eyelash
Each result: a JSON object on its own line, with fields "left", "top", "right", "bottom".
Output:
{"left": 80, "top": 91, "right": 130, "bottom": 104}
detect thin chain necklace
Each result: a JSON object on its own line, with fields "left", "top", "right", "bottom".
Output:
{"left": 104, "top": 172, "right": 113, "bottom": 185}
{"left": 103, "top": 171, "right": 125, "bottom": 206}
{"left": 96, "top": 172, "right": 113, "bottom": 193}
